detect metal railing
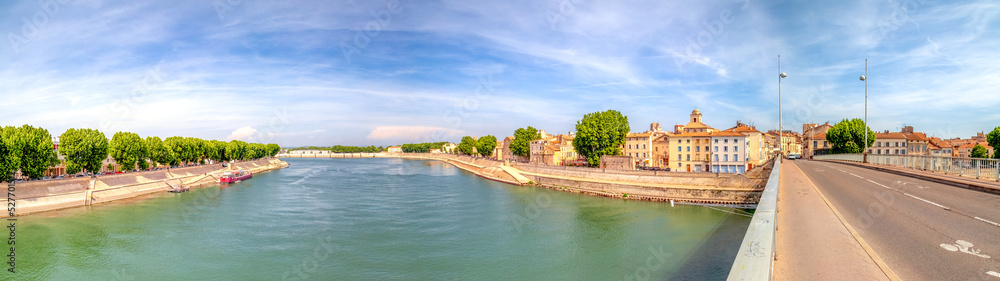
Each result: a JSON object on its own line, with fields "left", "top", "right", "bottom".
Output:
{"left": 814, "top": 154, "right": 1000, "bottom": 181}
{"left": 727, "top": 157, "right": 780, "bottom": 281}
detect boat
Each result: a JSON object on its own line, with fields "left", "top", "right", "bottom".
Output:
{"left": 220, "top": 170, "right": 252, "bottom": 184}
{"left": 168, "top": 185, "right": 190, "bottom": 193}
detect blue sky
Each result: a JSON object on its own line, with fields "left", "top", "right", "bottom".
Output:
{"left": 1, "top": 0, "right": 998, "bottom": 147}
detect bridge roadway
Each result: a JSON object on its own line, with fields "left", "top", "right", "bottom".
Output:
{"left": 791, "top": 159, "right": 1000, "bottom": 280}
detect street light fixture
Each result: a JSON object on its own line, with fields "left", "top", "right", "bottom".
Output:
{"left": 860, "top": 59, "right": 868, "bottom": 162}
{"left": 778, "top": 55, "right": 788, "bottom": 158}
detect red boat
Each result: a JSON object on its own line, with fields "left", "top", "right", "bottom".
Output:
{"left": 220, "top": 170, "right": 252, "bottom": 183}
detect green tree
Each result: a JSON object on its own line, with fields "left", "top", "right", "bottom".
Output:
{"left": 826, "top": 118, "right": 876, "bottom": 154}
{"left": 511, "top": 126, "right": 540, "bottom": 158}
{"left": 1, "top": 125, "right": 56, "bottom": 180}
{"left": 573, "top": 110, "right": 630, "bottom": 166}
{"left": 226, "top": 140, "right": 248, "bottom": 161}
{"left": 970, "top": 144, "right": 988, "bottom": 158}
{"left": 59, "top": 128, "right": 110, "bottom": 175}
{"left": 477, "top": 135, "right": 498, "bottom": 157}
{"left": 458, "top": 136, "right": 477, "bottom": 155}
{"left": 266, "top": 143, "right": 281, "bottom": 157}
{"left": 109, "top": 132, "right": 147, "bottom": 172}
{"left": 164, "top": 137, "right": 188, "bottom": 165}
{"left": 987, "top": 127, "right": 1000, "bottom": 159}
{"left": 145, "top": 136, "right": 173, "bottom": 167}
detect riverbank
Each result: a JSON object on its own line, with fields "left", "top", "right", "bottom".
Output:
{"left": 381, "top": 153, "right": 771, "bottom": 207}
{"left": 5, "top": 159, "right": 289, "bottom": 218}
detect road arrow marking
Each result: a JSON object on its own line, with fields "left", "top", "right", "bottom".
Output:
{"left": 987, "top": 271, "right": 1000, "bottom": 278}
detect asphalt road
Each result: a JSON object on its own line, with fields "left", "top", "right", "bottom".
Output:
{"left": 792, "top": 159, "right": 1000, "bottom": 281}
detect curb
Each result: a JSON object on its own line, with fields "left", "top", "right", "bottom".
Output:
{"left": 816, "top": 160, "right": 1000, "bottom": 196}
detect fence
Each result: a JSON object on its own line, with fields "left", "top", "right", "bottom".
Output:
{"left": 814, "top": 154, "right": 1000, "bottom": 181}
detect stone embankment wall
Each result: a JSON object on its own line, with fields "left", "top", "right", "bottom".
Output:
{"left": 388, "top": 153, "right": 774, "bottom": 206}
{"left": 5, "top": 159, "right": 289, "bottom": 218}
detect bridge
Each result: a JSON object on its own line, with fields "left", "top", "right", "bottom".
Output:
{"left": 728, "top": 154, "right": 1000, "bottom": 281}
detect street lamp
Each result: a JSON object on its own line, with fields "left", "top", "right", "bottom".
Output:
{"left": 860, "top": 59, "right": 868, "bottom": 161}
{"left": 778, "top": 55, "right": 788, "bottom": 158}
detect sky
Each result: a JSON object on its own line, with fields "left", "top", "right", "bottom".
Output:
{"left": 1, "top": 0, "right": 998, "bottom": 147}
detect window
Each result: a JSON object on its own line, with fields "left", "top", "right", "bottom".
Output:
{"left": 695, "top": 146, "right": 700, "bottom": 152}
{"left": 628, "top": 144, "right": 631, "bottom": 149}
{"left": 714, "top": 155, "right": 719, "bottom": 161}
{"left": 814, "top": 141, "right": 818, "bottom": 147}
{"left": 724, "top": 155, "right": 729, "bottom": 161}
{"left": 643, "top": 144, "right": 647, "bottom": 149}
{"left": 687, "top": 146, "right": 690, "bottom": 151}
{"left": 686, "top": 139, "right": 690, "bottom": 144}
{"left": 734, "top": 146, "right": 738, "bottom": 152}
{"left": 734, "top": 139, "right": 738, "bottom": 143}
{"left": 678, "top": 146, "right": 682, "bottom": 152}
{"left": 733, "top": 154, "right": 737, "bottom": 161}
{"left": 714, "top": 139, "right": 718, "bottom": 143}
{"left": 686, "top": 154, "right": 690, "bottom": 161}
{"left": 724, "top": 146, "right": 728, "bottom": 152}
{"left": 714, "top": 146, "right": 718, "bottom": 152}
{"left": 724, "top": 139, "right": 728, "bottom": 144}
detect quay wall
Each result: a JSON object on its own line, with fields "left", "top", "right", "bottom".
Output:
{"left": 6, "top": 159, "right": 289, "bottom": 218}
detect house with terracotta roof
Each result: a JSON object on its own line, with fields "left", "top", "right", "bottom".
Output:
{"left": 676, "top": 109, "right": 717, "bottom": 133}
{"left": 724, "top": 121, "right": 769, "bottom": 168}
{"left": 928, "top": 137, "right": 955, "bottom": 156}
{"left": 901, "top": 126, "right": 930, "bottom": 155}
{"left": 623, "top": 122, "right": 671, "bottom": 168}
{"left": 869, "top": 131, "right": 908, "bottom": 155}
{"left": 669, "top": 130, "right": 749, "bottom": 173}
{"left": 956, "top": 143, "right": 994, "bottom": 158}
{"left": 529, "top": 134, "right": 578, "bottom": 166}
{"left": 802, "top": 122, "right": 833, "bottom": 158}
{"left": 386, "top": 146, "right": 403, "bottom": 153}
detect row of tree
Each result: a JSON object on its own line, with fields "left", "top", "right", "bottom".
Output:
{"left": 400, "top": 142, "right": 448, "bottom": 153}
{"left": 457, "top": 135, "right": 497, "bottom": 157}
{"left": 0, "top": 125, "right": 280, "bottom": 181}
{"left": 824, "top": 119, "right": 1000, "bottom": 159}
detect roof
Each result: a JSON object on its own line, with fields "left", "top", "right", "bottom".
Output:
{"left": 683, "top": 121, "right": 714, "bottom": 130}
{"left": 958, "top": 143, "right": 993, "bottom": 149}
{"left": 672, "top": 131, "right": 745, "bottom": 137}
{"left": 812, "top": 133, "right": 826, "bottom": 139}
{"left": 875, "top": 132, "right": 907, "bottom": 140}
{"left": 903, "top": 132, "right": 928, "bottom": 141}
{"left": 724, "top": 126, "right": 761, "bottom": 134}
{"left": 627, "top": 132, "right": 653, "bottom": 138}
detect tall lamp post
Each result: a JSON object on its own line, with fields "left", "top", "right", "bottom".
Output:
{"left": 860, "top": 59, "right": 868, "bottom": 162}
{"left": 778, "top": 55, "right": 788, "bottom": 158}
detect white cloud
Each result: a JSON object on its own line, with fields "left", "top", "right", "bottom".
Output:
{"left": 227, "top": 127, "right": 258, "bottom": 141}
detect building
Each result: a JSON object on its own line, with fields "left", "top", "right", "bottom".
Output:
{"left": 956, "top": 143, "right": 994, "bottom": 158}
{"left": 709, "top": 131, "right": 749, "bottom": 173}
{"left": 492, "top": 140, "right": 504, "bottom": 160}
{"left": 529, "top": 134, "right": 577, "bottom": 166}
{"left": 767, "top": 131, "right": 801, "bottom": 156}
{"left": 442, "top": 143, "right": 458, "bottom": 154}
{"left": 677, "top": 109, "right": 716, "bottom": 133}
{"left": 651, "top": 134, "right": 671, "bottom": 169}
{"left": 902, "top": 127, "right": 930, "bottom": 155}
{"left": 387, "top": 146, "right": 403, "bottom": 153}
{"left": 869, "top": 131, "right": 908, "bottom": 155}
{"left": 622, "top": 123, "right": 670, "bottom": 168}
{"left": 724, "top": 121, "right": 768, "bottom": 168}
{"left": 802, "top": 122, "right": 833, "bottom": 158}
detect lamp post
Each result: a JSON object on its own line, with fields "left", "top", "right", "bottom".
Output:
{"left": 778, "top": 55, "right": 788, "bottom": 158}
{"left": 860, "top": 59, "right": 868, "bottom": 162}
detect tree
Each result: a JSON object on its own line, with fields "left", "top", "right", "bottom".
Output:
{"left": 109, "top": 132, "right": 147, "bottom": 171}
{"left": 511, "top": 126, "right": 540, "bottom": 158}
{"left": 458, "top": 136, "right": 477, "bottom": 155}
{"left": 266, "top": 143, "right": 281, "bottom": 157}
{"left": 826, "top": 118, "right": 876, "bottom": 154}
{"left": 477, "top": 135, "right": 498, "bottom": 157}
{"left": 145, "top": 136, "right": 174, "bottom": 167}
{"left": 59, "top": 128, "right": 109, "bottom": 175}
{"left": 970, "top": 144, "right": 988, "bottom": 158}
{"left": 226, "top": 140, "right": 248, "bottom": 161}
{"left": 573, "top": 110, "right": 630, "bottom": 166}
{"left": 987, "top": 127, "right": 1000, "bottom": 159}
{"left": 1, "top": 125, "right": 56, "bottom": 180}
{"left": 164, "top": 137, "right": 188, "bottom": 165}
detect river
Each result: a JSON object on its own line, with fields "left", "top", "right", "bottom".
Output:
{"left": 13, "top": 157, "right": 752, "bottom": 280}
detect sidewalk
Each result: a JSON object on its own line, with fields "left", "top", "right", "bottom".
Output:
{"left": 820, "top": 160, "right": 1000, "bottom": 195}
{"left": 774, "top": 161, "right": 891, "bottom": 281}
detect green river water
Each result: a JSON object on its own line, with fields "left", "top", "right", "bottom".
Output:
{"left": 11, "top": 157, "right": 752, "bottom": 280}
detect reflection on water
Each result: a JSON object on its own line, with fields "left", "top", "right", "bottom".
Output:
{"left": 16, "top": 157, "right": 751, "bottom": 280}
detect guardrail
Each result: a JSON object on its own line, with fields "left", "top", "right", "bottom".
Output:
{"left": 727, "top": 157, "right": 780, "bottom": 281}
{"left": 815, "top": 154, "right": 1000, "bottom": 181}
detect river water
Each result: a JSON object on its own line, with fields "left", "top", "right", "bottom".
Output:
{"left": 14, "top": 158, "right": 752, "bottom": 280}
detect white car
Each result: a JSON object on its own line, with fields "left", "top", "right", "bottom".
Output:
{"left": 787, "top": 153, "right": 797, "bottom": 160}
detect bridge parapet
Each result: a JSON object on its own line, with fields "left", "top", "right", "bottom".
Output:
{"left": 727, "top": 158, "right": 780, "bottom": 281}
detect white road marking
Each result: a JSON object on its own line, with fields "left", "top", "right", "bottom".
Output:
{"left": 940, "top": 240, "right": 991, "bottom": 258}
{"left": 865, "top": 179, "right": 891, "bottom": 189}
{"left": 976, "top": 217, "right": 1000, "bottom": 228}
{"left": 903, "top": 193, "right": 950, "bottom": 210}
{"left": 987, "top": 271, "right": 1000, "bottom": 278}
{"left": 848, "top": 173, "right": 864, "bottom": 179}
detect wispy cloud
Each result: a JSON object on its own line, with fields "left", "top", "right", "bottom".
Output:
{"left": 1, "top": 0, "right": 998, "bottom": 147}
